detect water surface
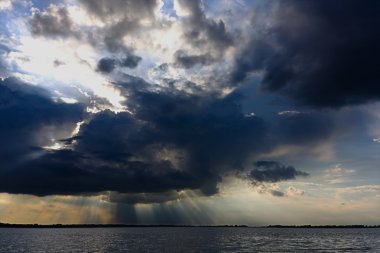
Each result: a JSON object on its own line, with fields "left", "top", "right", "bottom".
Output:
{"left": 0, "top": 227, "right": 379, "bottom": 252}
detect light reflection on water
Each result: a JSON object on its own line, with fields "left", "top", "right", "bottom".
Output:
{"left": 0, "top": 227, "right": 379, "bottom": 252}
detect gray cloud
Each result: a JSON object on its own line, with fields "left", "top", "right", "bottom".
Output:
{"left": 97, "top": 58, "right": 117, "bottom": 73}
{"left": 78, "top": 0, "right": 157, "bottom": 20}
{"left": 174, "top": 50, "right": 213, "bottom": 69}
{"left": 249, "top": 161, "right": 309, "bottom": 184}
{"left": 270, "top": 190, "right": 285, "bottom": 197}
{"left": 79, "top": 0, "right": 158, "bottom": 53}
{"left": 97, "top": 54, "right": 142, "bottom": 73}
{"left": 29, "top": 5, "right": 79, "bottom": 39}
{"left": 120, "top": 54, "right": 142, "bottom": 69}
{"left": 176, "top": 0, "right": 233, "bottom": 55}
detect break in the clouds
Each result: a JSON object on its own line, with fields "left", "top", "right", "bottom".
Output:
{"left": 0, "top": 0, "right": 379, "bottom": 225}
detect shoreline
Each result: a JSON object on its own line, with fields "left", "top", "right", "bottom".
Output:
{"left": 0, "top": 223, "right": 379, "bottom": 229}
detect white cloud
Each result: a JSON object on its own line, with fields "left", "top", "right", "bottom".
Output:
{"left": 0, "top": 0, "right": 12, "bottom": 10}
{"left": 286, "top": 186, "right": 305, "bottom": 196}
{"left": 278, "top": 110, "right": 301, "bottom": 116}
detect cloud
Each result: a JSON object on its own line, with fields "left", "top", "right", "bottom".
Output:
{"left": 286, "top": 186, "right": 305, "bottom": 196}
{"left": 0, "top": 75, "right": 273, "bottom": 198}
{"left": 5, "top": 0, "right": 375, "bottom": 204}
{"left": 253, "top": 183, "right": 306, "bottom": 198}
{"left": 0, "top": 77, "right": 84, "bottom": 167}
{"left": 270, "top": 190, "right": 284, "bottom": 197}
{"left": 174, "top": 50, "right": 213, "bottom": 69}
{"left": 0, "top": 148, "right": 200, "bottom": 196}
{"left": 120, "top": 54, "right": 142, "bottom": 69}
{"left": 29, "top": 5, "right": 79, "bottom": 39}
{"left": 174, "top": 0, "right": 233, "bottom": 56}
{"left": 97, "top": 54, "right": 142, "bottom": 73}
{"left": 97, "top": 58, "right": 117, "bottom": 73}
{"left": 230, "top": 0, "right": 380, "bottom": 107}
{"left": 323, "top": 164, "right": 356, "bottom": 184}
{"left": 78, "top": 0, "right": 159, "bottom": 53}
{"left": 249, "top": 161, "right": 309, "bottom": 184}
{"left": 78, "top": 0, "right": 158, "bottom": 20}
{"left": 0, "top": 0, "right": 12, "bottom": 11}
{"left": 0, "top": 75, "right": 343, "bottom": 202}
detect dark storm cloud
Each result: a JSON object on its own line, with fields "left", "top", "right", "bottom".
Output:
{"left": 0, "top": 77, "right": 84, "bottom": 166}
{"left": 231, "top": 0, "right": 380, "bottom": 107}
{"left": 0, "top": 75, "right": 334, "bottom": 201}
{"left": 75, "top": 85, "right": 268, "bottom": 196}
{"left": 97, "top": 54, "right": 142, "bottom": 73}
{"left": 249, "top": 161, "right": 309, "bottom": 184}
{"left": 29, "top": 5, "right": 79, "bottom": 39}
{"left": 0, "top": 74, "right": 340, "bottom": 203}
{"left": 270, "top": 190, "right": 284, "bottom": 197}
{"left": 0, "top": 148, "right": 199, "bottom": 196}
{"left": 174, "top": 50, "right": 213, "bottom": 69}
{"left": 175, "top": 0, "right": 233, "bottom": 54}
{"left": 97, "top": 58, "right": 117, "bottom": 73}
{"left": 0, "top": 75, "right": 273, "bottom": 198}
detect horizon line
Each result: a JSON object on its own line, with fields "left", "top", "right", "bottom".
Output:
{"left": 0, "top": 223, "right": 379, "bottom": 228}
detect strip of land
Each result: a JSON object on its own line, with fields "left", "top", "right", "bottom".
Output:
{"left": 0, "top": 223, "right": 378, "bottom": 228}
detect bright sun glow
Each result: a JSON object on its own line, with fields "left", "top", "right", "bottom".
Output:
{"left": 10, "top": 36, "right": 126, "bottom": 111}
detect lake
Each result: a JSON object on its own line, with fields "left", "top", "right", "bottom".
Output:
{"left": 0, "top": 227, "right": 379, "bottom": 252}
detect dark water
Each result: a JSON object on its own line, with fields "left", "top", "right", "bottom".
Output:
{"left": 0, "top": 227, "right": 379, "bottom": 252}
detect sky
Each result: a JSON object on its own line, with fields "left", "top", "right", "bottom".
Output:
{"left": 0, "top": 0, "right": 379, "bottom": 225}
